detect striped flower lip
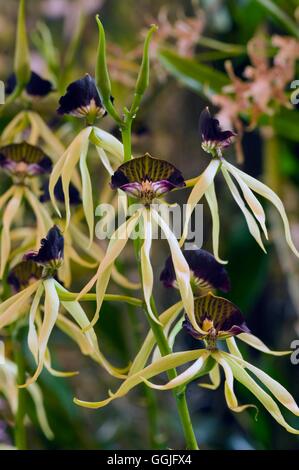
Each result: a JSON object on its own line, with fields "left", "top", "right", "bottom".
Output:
{"left": 24, "top": 226, "right": 64, "bottom": 270}
{"left": 57, "top": 74, "right": 106, "bottom": 119}
{"left": 7, "top": 260, "right": 43, "bottom": 293}
{"left": 0, "top": 142, "right": 52, "bottom": 178}
{"left": 5, "top": 71, "right": 54, "bottom": 98}
{"left": 111, "top": 153, "right": 185, "bottom": 204}
{"left": 183, "top": 292, "right": 250, "bottom": 346}
{"left": 160, "top": 248, "right": 230, "bottom": 293}
{"left": 40, "top": 177, "right": 81, "bottom": 206}
{"left": 200, "top": 107, "right": 235, "bottom": 156}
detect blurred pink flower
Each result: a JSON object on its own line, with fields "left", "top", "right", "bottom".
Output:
{"left": 147, "top": 7, "right": 205, "bottom": 58}
{"left": 212, "top": 34, "right": 299, "bottom": 161}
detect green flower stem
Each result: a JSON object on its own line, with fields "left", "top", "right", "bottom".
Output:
{"left": 132, "top": 235, "right": 198, "bottom": 450}
{"left": 121, "top": 119, "right": 133, "bottom": 162}
{"left": 11, "top": 327, "right": 27, "bottom": 450}
{"left": 56, "top": 290, "right": 143, "bottom": 307}
{"left": 144, "top": 297, "right": 199, "bottom": 450}
{"left": 0, "top": 85, "right": 23, "bottom": 116}
{"left": 143, "top": 383, "right": 163, "bottom": 449}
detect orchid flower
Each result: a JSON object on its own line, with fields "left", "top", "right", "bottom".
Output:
{"left": 74, "top": 291, "right": 299, "bottom": 435}
{"left": 0, "top": 142, "right": 54, "bottom": 277}
{"left": 6, "top": 71, "right": 54, "bottom": 99}
{"left": 160, "top": 247, "right": 230, "bottom": 295}
{"left": 0, "top": 227, "right": 127, "bottom": 386}
{"left": 77, "top": 153, "right": 200, "bottom": 333}
{"left": 49, "top": 74, "right": 125, "bottom": 243}
{"left": 149, "top": 248, "right": 230, "bottom": 362}
{"left": 180, "top": 108, "right": 299, "bottom": 261}
{"left": 0, "top": 358, "right": 53, "bottom": 440}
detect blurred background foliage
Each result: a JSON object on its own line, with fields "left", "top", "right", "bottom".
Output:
{"left": 0, "top": 0, "right": 299, "bottom": 450}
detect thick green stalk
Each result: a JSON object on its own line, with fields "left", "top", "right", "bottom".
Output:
{"left": 144, "top": 297, "right": 198, "bottom": 450}
{"left": 121, "top": 120, "right": 133, "bottom": 162}
{"left": 132, "top": 236, "right": 198, "bottom": 449}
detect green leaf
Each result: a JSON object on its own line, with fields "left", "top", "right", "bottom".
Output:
{"left": 158, "top": 49, "right": 230, "bottom": 97}
{"left": 272, "top": 109, "right": 299, "bottom": 142}
{"left": 255, "top": 0, "right": 299, "bottom": 38}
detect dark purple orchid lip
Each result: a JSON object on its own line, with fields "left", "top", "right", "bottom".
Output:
{"left": 0, "top": 142, "right": 52, "bottom": 177}
{"left": 199, "top": 107, "right": 235, "bottom": 151}
{"left": 7, "top": 260, "right": 43, "bottom": 293}
{"left": 24, "top": 226, "right": 64, "bottom": 268}
{"left": 57, "top": 74, "right": 106, "bottom": 118}
{"left": 111, "top": 153, "right": 185, "bottom": 203}
{"left": 183, "top": 292, "right": 250, "bottom": 342}
{"left": 160, "top": 248, "right": 231, "bottom": 293}
{"left": 6, "top": 71, "right": 54, "bottom": 98}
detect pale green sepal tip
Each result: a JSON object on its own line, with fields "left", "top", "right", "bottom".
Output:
{"left": 14, "top": 0, "right": 31, "bottom": 88}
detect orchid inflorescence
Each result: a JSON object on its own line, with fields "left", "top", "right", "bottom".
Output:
{"left": 0, "top": 0, "right": 299, "bottom": 450}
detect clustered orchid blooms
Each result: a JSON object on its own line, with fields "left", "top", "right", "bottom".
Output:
{"left": 0, "top": 0, "right": 299, "bottom": 451}
{"left": 181, "top": 108, "right": 299, "bottom": 262}
{"left": 1, "top": 226, "right": 127, "bottom": 387}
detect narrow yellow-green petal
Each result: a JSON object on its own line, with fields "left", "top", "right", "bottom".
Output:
{"left": 225, "top": 162, "right": 268, "bottom": 240}
{"left": 224, "top": 353, "right": 299, "bottom": 434}
{"left": 226, "top": 336, "right": 243, "bottom": 359}
{"left": 222, "top": 166, "right": 266, "bottom": 253}
{"left": 0, "top": 186, "right": 24, "bottom": 277}
{"left": 92, "top": 127, "right": 124, "bottom": 162}
{"left": 79, "top": 141, "right": 94, "bottom": 246}
{"left": 140, "top": 210, "right": 161, "bottom": 324}
{"left": 228, "top": 353, "right": 299, "bottom": 416}
{"left": 152, "top": 208, "right": 199, "bottom": 332}
{"left": 21, "top": 278, "right": 59, "bottom": 387}
{"left": 143, "top": 351, "right": 209, "bottom": 390}
{"left": 225, "top": 161, "right": 299, "bottom": 257}
{"left": 27, "top": 111, "right": 65, "bottom": 160}
{"left": 129, "top": 301, "right": 183, "bottom": 376}
{"left": 0, "top": 281, "right": 39, "bottom": 329}
{"left": 28, "top": 284, "right": 44, "bottom": 363}
{"left": 238, "top": 332, "right": 291, "bottom": 356}
{"left": 200, "top": 363, "right": 221, "bottom": 390}
{"left": 76, "top": 210, "right": 141, "bottom": 331}
{"left": 180, "top": 159, "right": 220, "bottom": 246}
{"left": 27, "top": 382, "right": 54, "bottom": 440}
{"left": 205, "top": 182, "right": 228, "bottom": 264}
{"left": 74, "top": 349, "right": 202, "bottom": 409}
{"left": 217, "top": 353, "right": 257, "bottom": 414}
